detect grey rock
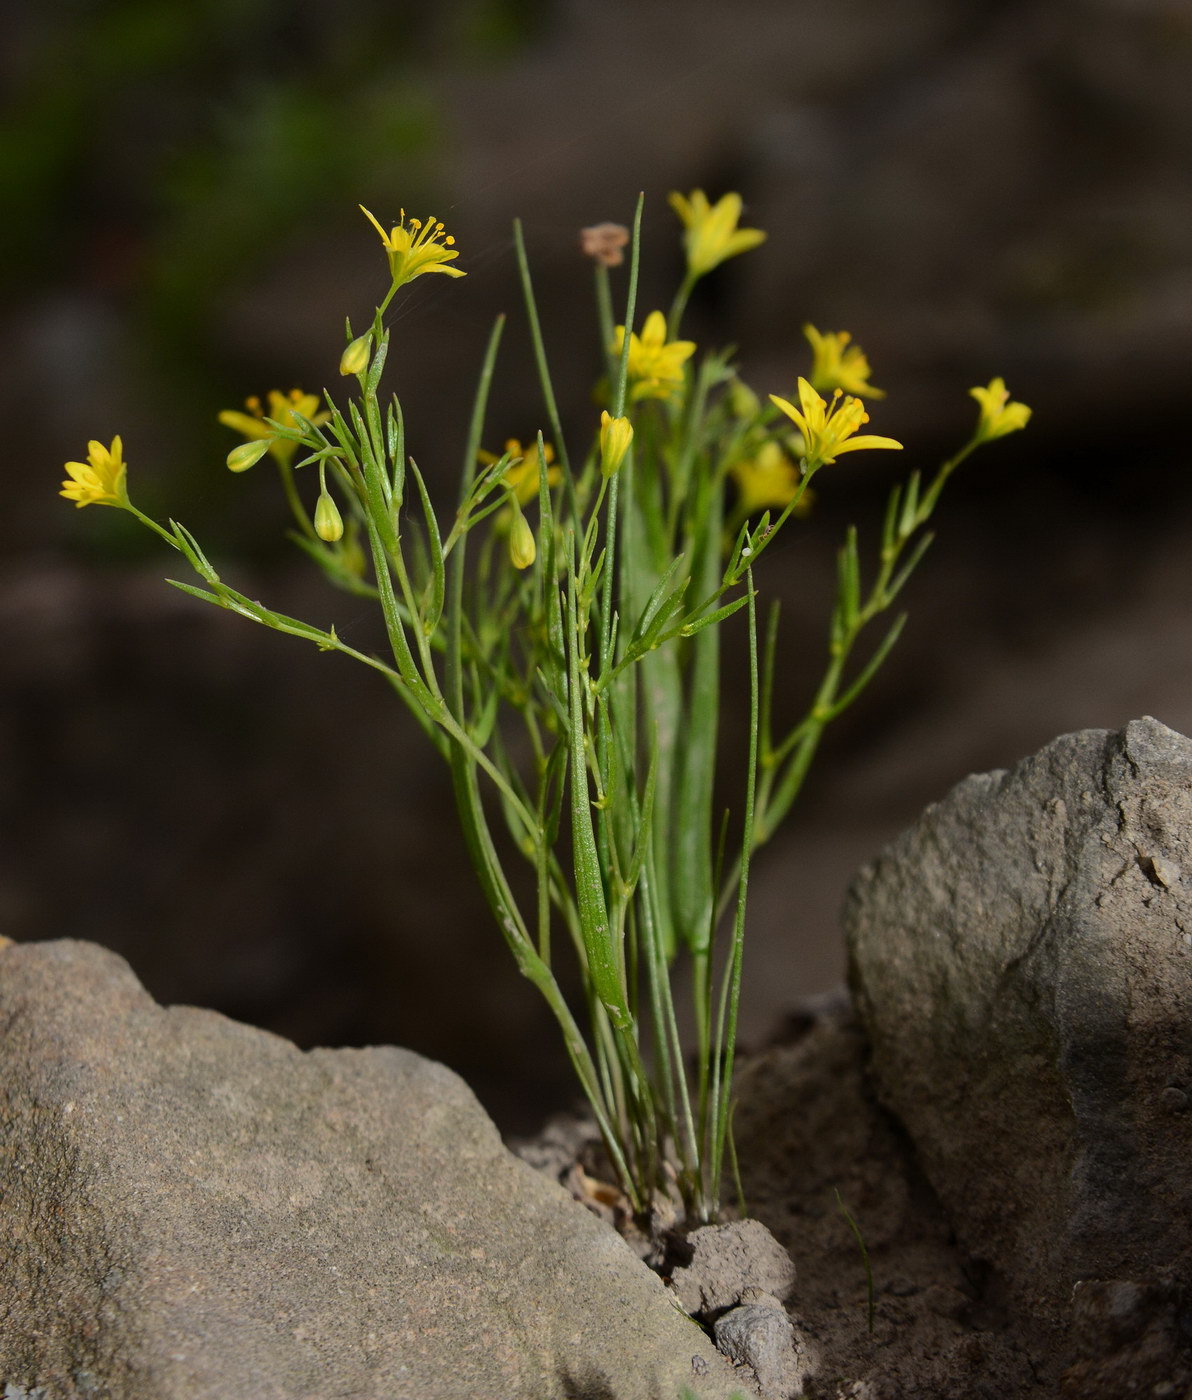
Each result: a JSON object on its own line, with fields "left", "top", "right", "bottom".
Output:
{"left": 845, "top": 717, "right": 1192, "bottom": 1307}
{"left": 0, "top": 939, "right": 741, "bottom": 1400}
{"left": 712, "top": 1303, "right": 812, "bottom": 1399}
{"left": 670, "top": 1220, "right": 796, "bottom": 1318}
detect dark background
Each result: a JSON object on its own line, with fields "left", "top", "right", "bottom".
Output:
{"left": 4, "top": 0, "right": 1191, "bottom": 1129}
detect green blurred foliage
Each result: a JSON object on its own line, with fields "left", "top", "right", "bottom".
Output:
{"left": 3, "top": 0, "right": 550, "bottom": 322}
{"left": 6, "top": 0, "right": 551, "bottom": 553}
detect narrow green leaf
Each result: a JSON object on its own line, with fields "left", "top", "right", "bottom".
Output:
{"left": 364, "top": 328, "right": 390, "bottom": 398}
{"left": 897, "top": 470, "right": 921, "bottom": 541}
{"left": 624, "top": 741, "right": 658, "bottom": 893}
{"left": 679, "top": 592, "right": 749, "bottom": 637}
{"left": 881, "top": 481, "right": 902, "bottom": 555}
{"left": 389, "top": 393, "right": 406, "bottom": 504}
{"left": 838, "top": 526, "right": 861, "bottom": 628}
{"left": 884, "top": 531, "right": 934, "bottom": 605}
{"left": 828, "top": 613, "right": 907, "bottom": 719}
{"left": 165, "top": 579, "right": 225, "bottom": 608}
{"left": 633, "top": 554, "right": 688, "bottom": 645}
{"left": 168, "top": 520, "right": 220, "bottom": 583}
{"left": 565, "top": 543, "right": 628, "bottom": 1028}
{"left": 408, "top": 457, "right": 445, "bottom": 634}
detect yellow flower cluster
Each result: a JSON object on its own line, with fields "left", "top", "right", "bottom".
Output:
{"left": 58, "top": 193, "right": 1033, "bottom": 606}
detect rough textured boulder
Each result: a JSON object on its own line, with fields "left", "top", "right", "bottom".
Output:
{"left": 845, "top": 716, "right": 1192, "bottom": 1308}
{"left": 0, "top": 940, "right": 740, "bottom": 1400}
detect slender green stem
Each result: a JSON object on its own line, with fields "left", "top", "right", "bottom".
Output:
{"left": 512, "top": 219, "right": 577, "bottom": 515}
{"left": 707, "top": 567, "right": 759, "bottom": 1217}
{"left": 668, "top": 268, "right": 698, "bottom": 339}
{"left": 277, "top": 458, "right": 316, "bottom": 537}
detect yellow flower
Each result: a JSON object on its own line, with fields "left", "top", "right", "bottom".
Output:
{"left": 769, "top": 379, "right": 902, "bottom": 472}
{"left": 668, "top": 190, "right": 766, "bottom": 278}
{"left": 611, "top": 311, "right": 696, "bottom": 402}
{"left": 729, "top": 441, "right": 811, "bottom": 517}
{"left": 218, "top": 389, "right": 330, "bottom": 469}
{"left": 60, "top": 436, "right": 128, "bottom": 508}
{"left": 599, "top": 412, "right": 633, "bottom": 478}
{"left": 478, "top": 439, "right": 561, "bottom": 505}
{"left": 970, "top": 378, "right": 1031, "bottom": 442}
{"left": 359, "top": 205, "right": 464, "bottom": 289}
{"left": 804, "top": 324, "right": 885, "bottom": 399}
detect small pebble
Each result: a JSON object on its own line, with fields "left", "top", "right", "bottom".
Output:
{"left": 1160, "top": 1086, "right": 1188, "bottom": 1112}
{"left": 922, "top": 1283, "right": 970, "bottom": 1320}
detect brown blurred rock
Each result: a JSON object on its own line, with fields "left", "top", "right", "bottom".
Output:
{"left": 0, "top": 939, "right": 740, "bottom": 1400}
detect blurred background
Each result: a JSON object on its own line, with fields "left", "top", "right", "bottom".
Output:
{"left": 3, "top": 0, "right": 1191, "bottom": 1130}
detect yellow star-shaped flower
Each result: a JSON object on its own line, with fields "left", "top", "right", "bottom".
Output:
{"left": 769, "top": 379, "right": 902, "bottom": 473}
{"left": 970, "top": 378, "right": 1031, "bottom": 442}
{"left": 611, "top": 311, "right": 696, "bottom": 402}
{"left": 804, "top": 324, "right": 884, "bottom": 399}
{"left": 60, "top": 436, "right": 128, "bottom": 508}
{"left": 668, "top": 190, "right": 766, "bottom": 278}
{"left": 218, "top": 389, "right": 330, "bottom": 469}
{"left": 360, "top": 206, "right": 464, "bottom": 289}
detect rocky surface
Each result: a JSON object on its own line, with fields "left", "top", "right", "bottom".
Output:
{"left": 845, "top": 715, "right": 1192, "bottom": 1312}
{"left": 712, "top": 1298, "right": 811, "bottom": 1400}
{"left": 731, "top": 1001, "right": 1192, "bottom": 1399}
{"left": 732, "top": 1010, "right": 1055, "bottom": 1399}
{"left": 0, "top": 939, "right": 740, "bottom": 1400}
{"left": 670, "top": 1221, "right": 797, "bottom": 1319}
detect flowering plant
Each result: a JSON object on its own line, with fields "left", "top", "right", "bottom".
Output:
{"left": 62, "top": 192, "right": 1029, "bottom": 1224}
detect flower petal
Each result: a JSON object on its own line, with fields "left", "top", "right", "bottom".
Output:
{"left": 218, "top": 410, "right": 272, "bottom": 440}
{"left": 833, "top": 434, "right": 903, "bottom": 454}
{"left": 769, "top": 393, "right": 808, "bottom": 435}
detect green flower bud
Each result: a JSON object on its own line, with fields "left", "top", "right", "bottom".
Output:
{"left": 339, "top": 333, "right": 372, "bottom": 377}
{"left": 314, "top": 490, "right": 344, "bottom": 542}
{"left": 727, "top": 377, "right": 760, "bottom": 420}
{"left": 509, "top": 512, "right": 536, "bottom": 570}
{"left": 226, "top": 439, "right": 272, "bottom": 473}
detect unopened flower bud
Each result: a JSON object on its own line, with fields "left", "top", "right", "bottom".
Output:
{"left": 599, "top": 411, "right": 634, "bottom": 478}
{"left": 727, "top": 377, "right": 760, "bottom": 420}
{"left": 509, "top": 511, "right": 536, "bottom": 570}
{"left": 339, "top": 333, "right": 372, "bottom": 377}
{"left": 226, "top": 439, "right": 271, "bottom": 473}
{"left": 314, "top": 490, "right": 344, "bottom": 542}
